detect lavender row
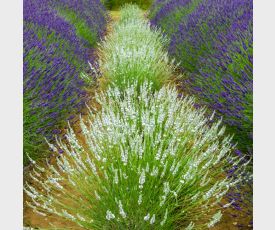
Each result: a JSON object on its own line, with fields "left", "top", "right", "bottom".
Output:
{"left": 150, "top": 0, "right": 253, "bottom": 155}
{"left": 23, "top": 0, "right": 107, "bottom": 165}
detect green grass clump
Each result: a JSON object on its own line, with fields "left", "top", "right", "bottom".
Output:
{"left": 98, "top": 4, "right": 175, "bottom": 91}
{"left": 25, "top": 82, "right": 249, "bottom": 229}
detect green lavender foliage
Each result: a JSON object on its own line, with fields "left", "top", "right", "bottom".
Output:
{"left": 25, "top": 82, "right": 249, "bottom": 229}
{"left": 103, "top": 0, "right": 152, "bottom": 10}
{"left": 23, "top": 0, "right": 107, "bottom": 165}
{"left": 149, "top": 0, "right": 203, "bottom": 37}
{"left": 98, "top": 4, "right": 175, "bottom": 91}
{"left": 23, "top": 96, "right": 48, "bottom": 165}
{"left": 57, "top": 8, "right": 97, "bottom": 47}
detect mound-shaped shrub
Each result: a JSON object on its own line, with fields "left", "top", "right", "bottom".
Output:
{"left": 53, "top": 0, "right": 107, "bottom": 47}
{"left": 23, "top": 0, "right": 107, "bottom": 164}
{"left": 25, "top": 82, "right": 248, "bottom": 229}
{"left": 99, "top": 4, "right": 174, "bottom": 91}
{"left": 150, "top": 0, "right": 202, "bottom": 36}
{"left": 150, "top": 0, "right": 253, "bottom": 154}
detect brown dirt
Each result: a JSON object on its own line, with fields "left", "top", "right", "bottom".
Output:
{"left": 213, "top": 205, "right": 252, "bottom": 230}
{"left": 23, "top": 158, "right": 84, "bottom": 229}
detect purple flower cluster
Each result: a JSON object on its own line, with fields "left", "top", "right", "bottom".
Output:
{"left": 23, "top": 0, "right": 107, "bottom": 164}
{"left": 150, "top": 0, "right": 202, "bottom": 37}
{"left": 149, "top": 0, "right": 173, "bottom": 19}
{"left": 170, "top": 0, "right": 250, "bottom": 72}
{"left": 52, "top": 0, "right": 108, "bottom": 40}
{"left": 150, "top": 0, "right": 192, "bottom": 27}
{"left": 196, "top": 4, "right": 253, "bottom": 151}
{"left": 150, "top": 0, "right": 253, "bottom": 153}
{"left": 24, "top": 0, "right": 84, "bottom": 50}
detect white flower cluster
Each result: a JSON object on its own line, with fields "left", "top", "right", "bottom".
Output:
{"left": 25, "top": 81, "right": 247, "bottom": 229}
{"left": 207, "top": 211, "right": 223, "bottom": 228}
{"left": 98, "top": 4, "right": 176, "bottom": 90}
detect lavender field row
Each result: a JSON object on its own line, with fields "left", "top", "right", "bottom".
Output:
{"left": 23, "top": 0, "right": 108, "bottom": 165}
{"left": 24, "top": 1, "right": 253, "bottom": 229}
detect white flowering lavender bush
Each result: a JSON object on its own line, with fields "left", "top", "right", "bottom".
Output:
{"left": 98, "top": 4, "right": 175, "bottom": 91}
{"left": 25, "top": 82, "right": 248, "bottom": 229}
{"left": 119, "top": 3, "right": 145, "bottom": 22}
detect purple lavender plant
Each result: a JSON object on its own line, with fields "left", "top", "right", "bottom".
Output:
{"left": 195, "top": 6, "right": 253, "bottom": 152}
{"left": 23, "top": 0, "right": 107, "bottom": 165}
{"left": 150, "top": 0, "right": 191, "bottom": 26}
{"left": 150, "top": 0, "right": 253, "bottom": 154}
{"left": 52, "top": 0, "right": 108, "bottom": 44}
